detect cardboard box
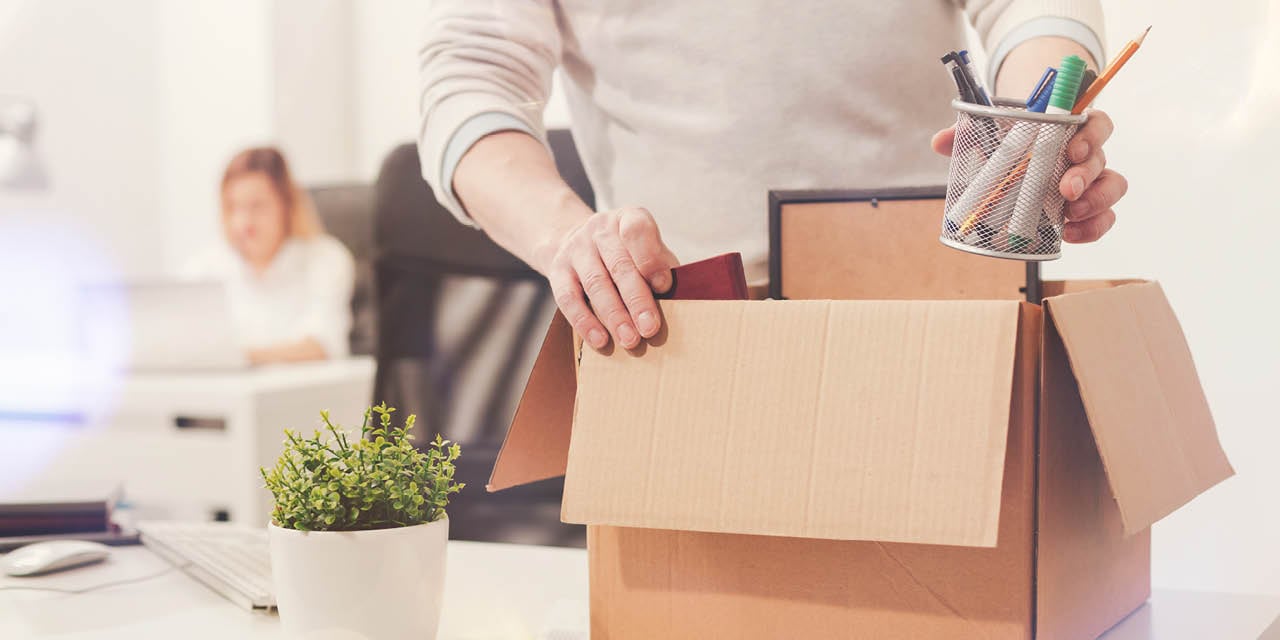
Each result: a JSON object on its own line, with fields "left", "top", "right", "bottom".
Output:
{"left": 490, "top": 283, "right": 1232, "bottom": 639}
{"left": 489, "top": 195, "right": 1233, "bottom": 639}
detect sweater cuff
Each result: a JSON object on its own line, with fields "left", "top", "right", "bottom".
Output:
{"left": 987, "top": 16, "right": 1106, "bottom": 89}
{"left": 440, "top": 112, "right": 539, "bottom": 227}
{"left": 419, "top": 93, "right": 546, "bottom": 227}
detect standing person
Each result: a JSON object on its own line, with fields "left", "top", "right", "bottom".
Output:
{"left": 418, "top": 2, "right": 1126, "bottom": 351}
{"left": 184, "top": 147, "right": 355, "bottom": 364}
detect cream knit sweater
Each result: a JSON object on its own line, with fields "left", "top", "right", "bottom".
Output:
{"left": 418, "top": 1, "right": 1104, "bottom": 283}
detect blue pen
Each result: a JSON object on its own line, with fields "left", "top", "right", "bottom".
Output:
{"left": 1026, "top": 67, "right": 1057, "bottom": 113}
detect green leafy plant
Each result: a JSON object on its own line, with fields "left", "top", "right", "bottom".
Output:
{"left": 261, "top": 403, "right": 464, "bottom": 531}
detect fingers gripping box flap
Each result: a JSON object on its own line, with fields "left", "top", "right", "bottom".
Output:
{"left": 561, "top": 298, "right": 1023, "bottom": 547}
{"left": 1044, "top": 281, "right": 1234, "bottom": 534}
{"left": 488, "top": 253, "right": 752, "bottom": 492}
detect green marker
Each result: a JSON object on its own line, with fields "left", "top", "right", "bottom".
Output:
{"left": 1045, "top": 55, "right": 1085, "bottom": 115}
{"left": 1007, "top": 54, "right": 1086, "bottom": 253}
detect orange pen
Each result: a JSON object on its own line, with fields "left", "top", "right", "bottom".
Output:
{"left": 1072, "top": 26, "right": 1150, "bottom": 114}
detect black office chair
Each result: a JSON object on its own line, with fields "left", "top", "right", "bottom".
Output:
{"left": 372, "top": 130, "right": 593, "bottom": 547}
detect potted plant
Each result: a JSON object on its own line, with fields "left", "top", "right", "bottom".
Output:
{"left": 261, "top": 403, "right": 464, "bottom": 639}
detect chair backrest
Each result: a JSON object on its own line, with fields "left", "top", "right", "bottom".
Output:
{"left": 371, "top": 129, "right": 593, "bottom": 547}
{"left": 309, "top": 183, "right": 376, "bottom": 355}
{"left": 372, "top": 130, "right": 595, "bottom": 442}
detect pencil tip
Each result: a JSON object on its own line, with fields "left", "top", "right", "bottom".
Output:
{"left": 1137, "top": 25, "right": 1151, "bottom": 43}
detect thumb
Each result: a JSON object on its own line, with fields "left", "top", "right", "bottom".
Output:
{"left": 651, "top": 248, "right": 680, "bottom": 294}
{"left": 661, "top": 248, "right": 680, "bottom": 269}
{"left": 931, "top": 126, "right": 956, "bottom": 157}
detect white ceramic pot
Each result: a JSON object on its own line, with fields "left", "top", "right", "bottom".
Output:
{"left": 268, "top": 518, "right": 449, "bottom": 640}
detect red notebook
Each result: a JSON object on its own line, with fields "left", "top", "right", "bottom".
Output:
{"left": 659, "top": 253, "right": 750, "bottom": 301}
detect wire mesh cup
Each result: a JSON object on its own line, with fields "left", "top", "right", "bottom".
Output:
{"left": 940, "top": 98, "right": 1088, "bottom": 261}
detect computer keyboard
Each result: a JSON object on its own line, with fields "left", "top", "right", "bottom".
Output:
{"left": 137, "top": 520, "right": 276, "bottom": 611}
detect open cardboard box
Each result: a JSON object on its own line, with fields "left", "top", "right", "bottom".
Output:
{"left": 488, "top": 194, "right": 1234, "bottom": 639}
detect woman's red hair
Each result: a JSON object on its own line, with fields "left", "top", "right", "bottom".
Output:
{"left": 220, "top": 146, "right": 323, "bottom": 239}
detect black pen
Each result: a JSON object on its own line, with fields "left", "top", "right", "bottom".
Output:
{"left": 958, "top": 50, "right": 993, "bottom": 106}
{"left": 943, "top": 52, "right": 977, "bottom": 103}
{"left": 1078, "top": 68, "right": 1099, "bottom": 101}
{"left": 952, "top": 66, "right": 977, "bottom": 103}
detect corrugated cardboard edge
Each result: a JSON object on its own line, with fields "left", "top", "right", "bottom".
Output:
{"left": 1036, "top": 294, "right": 1151, "bottom": 640}
{"left": 1040, "top": 279, "right": 1146, "bottom": 298}
{"left": 1044, "top": 281, "right": 1234, "bottom": 534}
{"left": 487, "top": 312, "right": 577, "bottom": 492}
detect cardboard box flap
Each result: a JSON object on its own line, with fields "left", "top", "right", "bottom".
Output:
{"left": 1045, "top": 282, "right": 1234, "bottom": 534}
{"left": 487, "top": 313, "right": 577, "bottom": 491}
{"left": 561, "top": 299, "right": 1022, "bottom": 547}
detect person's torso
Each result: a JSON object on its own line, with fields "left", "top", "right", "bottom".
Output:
{"left": 553, "top": 0, "right": 964, "bottom": 282}
{"left": 190, "top": 238, "right": 328, "bottom": 350}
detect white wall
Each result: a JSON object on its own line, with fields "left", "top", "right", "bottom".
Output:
{"left": 349, "top": 0, "right": 574, "bottom": 180}
{"left": 0, "top": 0, "right": 161, "bottom": 279}
{"left": 0, "top": 0, "right": 161, "bottom": 363}
{"left": 351, "top": 0, "right": 426, "bottom": 182}
{"left": 1043, "top": 1, "right": 1280, "bottom": 596}
{"left": 272, "top": 0, "right": 357, "bottom": 184}
{"left": 158, "top": 0, "right": 360, "bottom": 272}
{"left": 155, "top": 1, "right": 274, "bottom": 274}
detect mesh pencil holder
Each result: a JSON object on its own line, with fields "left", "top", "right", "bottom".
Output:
{"left": 940, "top": 98, "right": 1087, "bottom": 261}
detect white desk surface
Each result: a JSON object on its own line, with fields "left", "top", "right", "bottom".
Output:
{"left": 2, "top": 542, "right": 1276, "bottom": 640}
{"left": 0, "top": 541, "right": 587, "bottom": 640}
{"left": 0, "top": 356, "right": 376, "bottom": 414}
{"left": 117, "top": 357, "right": 376, "bottom": 393}
{"left": 1, "top": 357, "right": 378, "bottom": 525}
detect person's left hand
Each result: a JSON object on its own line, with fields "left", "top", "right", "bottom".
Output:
{"left": 931, "top": 109, "right": 1127, "bottom": 243}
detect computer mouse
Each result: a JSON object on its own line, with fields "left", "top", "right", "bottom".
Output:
{"left": 2, "top": 540, "right": 111, "bottom": 576}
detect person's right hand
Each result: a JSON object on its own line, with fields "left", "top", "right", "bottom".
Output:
{"left": 541, "top": 208, "right": 679, "bottom": 351}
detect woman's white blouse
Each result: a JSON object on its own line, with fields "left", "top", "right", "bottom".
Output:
{"left": 182, "top": 236, "right": 356, "bottom": 358}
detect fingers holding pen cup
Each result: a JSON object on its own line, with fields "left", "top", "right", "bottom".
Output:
{"left": 1058, "top": 109, "right": 1126, "bottom": 243}
{"left": 934, "top": 41, "right": 1150, "bottom": 260}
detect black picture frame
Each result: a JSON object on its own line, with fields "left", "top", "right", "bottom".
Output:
{"left": 767, "top": 187, "right": 1041, "bottom": 303}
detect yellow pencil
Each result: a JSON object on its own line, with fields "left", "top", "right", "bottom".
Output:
{"left": 1072, "top": 26, "right": 1150, "bottom": 114}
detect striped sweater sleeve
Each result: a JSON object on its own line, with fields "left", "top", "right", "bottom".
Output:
{"left": 417, "top": 0, "right": 562, "bottom": 226}
{"left": 957, "top": 0, "right": 1106, "bottom": 85}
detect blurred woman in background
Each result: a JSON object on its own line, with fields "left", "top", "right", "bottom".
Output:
{"left": 184, "top": 146, "right": 354, "bottom": 364}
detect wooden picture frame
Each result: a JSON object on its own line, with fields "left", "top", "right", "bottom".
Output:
{"left": 768, "top": 188, "right": 1040, "bottom": 302}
